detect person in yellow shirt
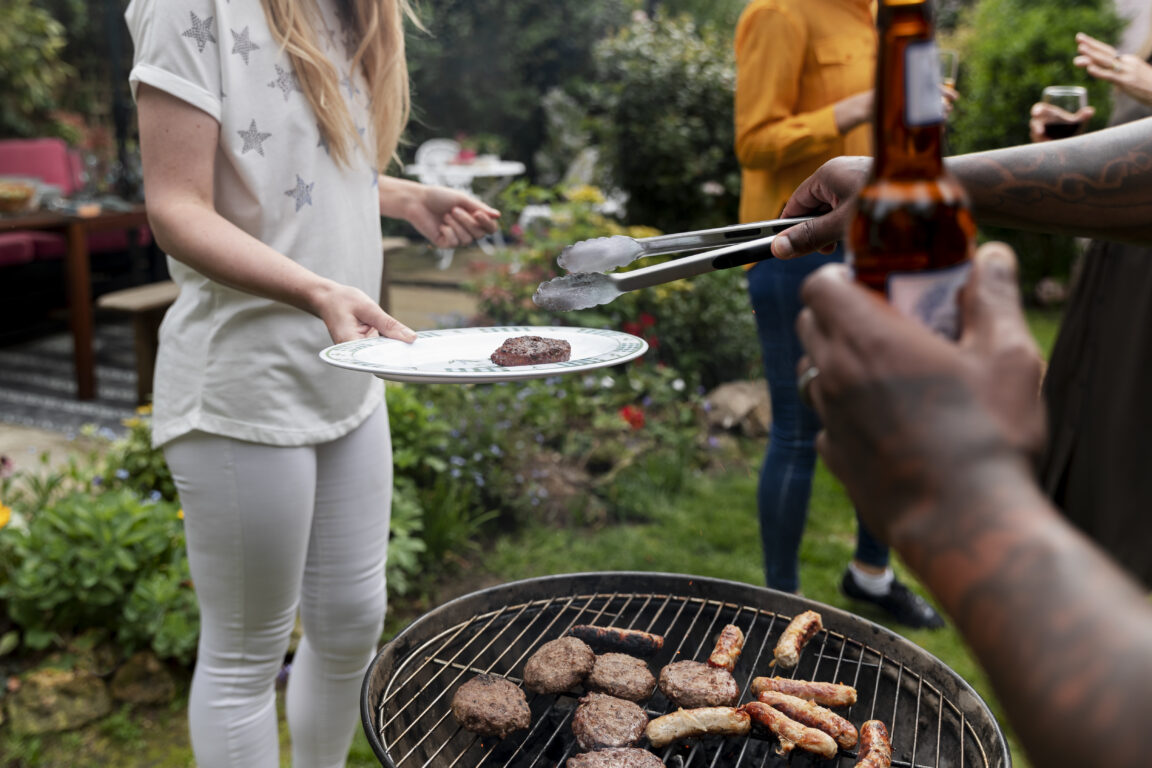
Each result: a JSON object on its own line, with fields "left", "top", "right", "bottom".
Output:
{"left": 734, "top": 0, "right": 943, "bottom": 628}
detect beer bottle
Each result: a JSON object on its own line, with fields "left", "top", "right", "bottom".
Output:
{"left": 847, "top": 0, "right": 975, "bottom": 339}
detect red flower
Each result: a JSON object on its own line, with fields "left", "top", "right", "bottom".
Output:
{"left": 619, "top": 404, "right": 645, "bottom": 429}
{"left": 622, "top": 320, "right": 642, "bottom": 337}
{"left": 639, "top": 313, "right": 656, "bottom": 328}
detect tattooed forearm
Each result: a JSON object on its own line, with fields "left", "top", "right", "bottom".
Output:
{"left": 894, "top": 463, "right": 1152, "bottom": 768}
{"left": 948, "top": 117, "right": 1152, "bottom": 243}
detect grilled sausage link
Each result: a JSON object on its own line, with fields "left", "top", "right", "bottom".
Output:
{"left": 772, "top": 610, "right": 822, "bottom": 668}
{"left": 749, "top": 676, "right": 858, "bottom": 707}
{"left": 706, "top": 624, "right": 745, "bottom": 672}
{"left": 741, "top": 701, "right": 839, "bottom": 759}
{"left": 566, "top": 625, "right": 664, "bottom": 657}
{"left": 756, "top": 691, "right": 858, "bottom": 749}
{"left": 855, "top": 720, "right": 892, "bottom": 768}
{"left": 645, "top": 706, "right": 751, "bottom": 748}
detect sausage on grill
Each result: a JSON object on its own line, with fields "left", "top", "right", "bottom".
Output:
{"left": 756, "top": 690, "right": 858, "bottom": 749}
{"left": 566, "top": 625, "right": 665, "bottom": 657}
{"left": 742, "top": 701, "right": 839, "bottom": 759}
{"left": 645, "top": 706, "right": 751, "bottom": 748}
{"left": 855, "top": 720, "right": 892, "bottom": 768}
{"left": 749, "top": 676, "right": 858, "bottom": 707}
{"left": 706, "top": 624, "right": 745, "bottom": 672}
{"left": 773, "top": 610, "right": 822, "bottom": 668}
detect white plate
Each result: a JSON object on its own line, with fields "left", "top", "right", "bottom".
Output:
{"left": 319, "top": 326, "right": 648, "bottom": 383}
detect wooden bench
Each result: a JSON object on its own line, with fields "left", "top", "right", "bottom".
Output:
{"left": 97, "top": 280, "right": 179, "bottom": 405}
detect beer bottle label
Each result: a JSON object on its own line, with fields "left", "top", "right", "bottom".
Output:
{"left": 886, "top": 261, "right": 971, "bottom": 338}
{"left": 904, "top": 41, "right": 945, "bottom": 127}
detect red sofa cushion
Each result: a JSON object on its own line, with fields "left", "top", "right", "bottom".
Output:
{"left": 0, "top": 137, "right": 83, "bottom": 195}
{"left": 0, "top": 232, "right": 36, "bottom": 267}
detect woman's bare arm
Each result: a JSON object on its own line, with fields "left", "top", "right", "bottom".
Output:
{"left": 137, "top": 84, "right": 414, "bottom": 343}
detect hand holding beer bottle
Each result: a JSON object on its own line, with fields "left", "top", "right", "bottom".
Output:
{"left": 847, "top": 0, "right": 976, "bottom": 339}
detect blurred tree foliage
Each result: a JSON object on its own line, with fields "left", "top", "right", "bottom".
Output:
{"left": 947, "top": 0, "right": 1123, "bottom": 299}
{"left": 404, "top": 0, "right": 632, "bottom": 172}
{"left": 649, "top": 0, "right": 746, "bottom": 33}
{"left": 567, "top": 14, "right": 741, "bottom": 232}
{"left": 0, "top": 0, "right": 75, "bottom": 138}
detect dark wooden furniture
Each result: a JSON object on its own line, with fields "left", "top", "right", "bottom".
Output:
{"left": 0, "top": 205, "right": 150, "bottom": 400}
{"left": 97, "top": 279, "right": 178, "bottom": 405}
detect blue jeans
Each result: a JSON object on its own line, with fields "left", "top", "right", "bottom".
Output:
{"left": 747, "top": 248, "right": 889, "bottom": 592}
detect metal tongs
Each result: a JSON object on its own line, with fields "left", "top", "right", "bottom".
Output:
{"left": 534, "top": 216, "right": 812, "bottom": 312}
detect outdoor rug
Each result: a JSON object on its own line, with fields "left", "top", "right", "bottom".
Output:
{"left": 0, "top": 319, "right": 138, "bottom": 437}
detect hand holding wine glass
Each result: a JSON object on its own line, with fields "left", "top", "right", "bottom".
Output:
{"left": 1029, "top": 86, "right": 1094, "bottom": 142}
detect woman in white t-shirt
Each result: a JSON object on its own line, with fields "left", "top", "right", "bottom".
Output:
{"left": 125, "top": 0, "right": 498, "bottom": 764}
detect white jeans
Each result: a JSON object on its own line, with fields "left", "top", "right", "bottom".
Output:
{"left": 164, "top": 406, "right": 392, "bottom": 768}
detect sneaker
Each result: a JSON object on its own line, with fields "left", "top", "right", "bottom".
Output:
{"left": 840, "top": 570, "right": 946, "bottom": 630}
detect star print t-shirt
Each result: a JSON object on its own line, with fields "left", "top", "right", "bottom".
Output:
{"left": 126, "top": 0, "right": 386, "bottom": 447}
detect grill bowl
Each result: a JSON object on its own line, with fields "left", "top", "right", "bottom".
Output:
{"left": 362, "top": 571, "right": 1010, "bottom": 768}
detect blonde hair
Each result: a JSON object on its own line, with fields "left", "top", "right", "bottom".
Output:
{"left": 260, "top": 0, "right": 420, "bottom": 169}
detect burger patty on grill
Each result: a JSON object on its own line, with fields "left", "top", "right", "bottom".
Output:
{"left": 566, "top": 747, "right": 664, "bottom": 768}
{"left": 657, "top": 660, "right": 739, "bottom": 708}
{"left": 450, "top": 674, "right": 531, "bottom": 738}
{"left": 523, "top": 636, "right": 596, "bottom": 694}
{"left": 584, "top": 653, "right": 656, "bottom": 702}
{"left": 571, "top": 692, "right": 649, "bottom": 751}
{"left": 490, "top": 335, "right": 572, "bottom": 367}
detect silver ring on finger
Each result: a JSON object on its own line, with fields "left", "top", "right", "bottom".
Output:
{"left": 797, "top": 365, "right": 820, "bottom": 409}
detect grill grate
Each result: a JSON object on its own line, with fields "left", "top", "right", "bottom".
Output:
{"left": 362, "top": 573, "right": 1009, "bottom": 768}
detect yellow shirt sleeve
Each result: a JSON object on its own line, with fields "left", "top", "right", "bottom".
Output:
{"left": 734, "top": 3, "right": 844, "bottom": 173}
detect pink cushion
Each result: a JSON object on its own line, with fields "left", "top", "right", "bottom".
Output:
{"left": 0, "top": 138, "right": 83, "bottom": 195}
{"left": 0, "top": 232, "right": 36, "bottom": 267}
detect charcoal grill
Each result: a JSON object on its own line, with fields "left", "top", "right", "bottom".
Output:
{"left": 361, "top": 572, "right": 1010, "bottom": 768}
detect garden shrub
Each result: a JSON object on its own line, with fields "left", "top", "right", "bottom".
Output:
{"left": 118, "top": 554, "right": 199, "bottom": 666}
{"left": 947, "top": 0, "right": 1123, "bottom": 297}
{"left": 96, "top": 406, "right": 177, "bottom": 502}
{"left": 567, "top": 14, "right": 741, "bottom": 233}
{"left": 0, "top": 488, "right": 184, "bottom": 653}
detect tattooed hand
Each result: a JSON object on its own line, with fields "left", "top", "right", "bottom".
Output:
{"left": 798, "top": 242, "right": 1152, "bottom": 768}
{"left": 795, "top": 242, "right": 1045, "bottom": 542}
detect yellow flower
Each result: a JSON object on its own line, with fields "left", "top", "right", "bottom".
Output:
{"left": 177, "top": 509, "right": 184, "bottom": 520}
{"left": 0, "top": 502, "right": 11, "bottom": 530}
{"left": 121, "top": 417, "right": 142, "bottom": 428}
{"left": 565, "top": 185, "right": 605, "bottom": 204}
{"left": 135, "top": 404, "right": 153, "bottom": 415}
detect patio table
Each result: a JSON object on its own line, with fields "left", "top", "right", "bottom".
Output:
{"left": 0, "top": 203, "right": 150, "bottom": 400}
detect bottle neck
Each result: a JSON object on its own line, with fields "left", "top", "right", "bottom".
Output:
{"left": 871, "top": 1, "right": 945, "bottom": 179}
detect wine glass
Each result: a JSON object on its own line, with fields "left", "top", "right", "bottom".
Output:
{"left": 938, "top": 49, "right": 959, "bottom": 89}
{"left": 1040, "top": 85, "right": 1089, "bottom": 139}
